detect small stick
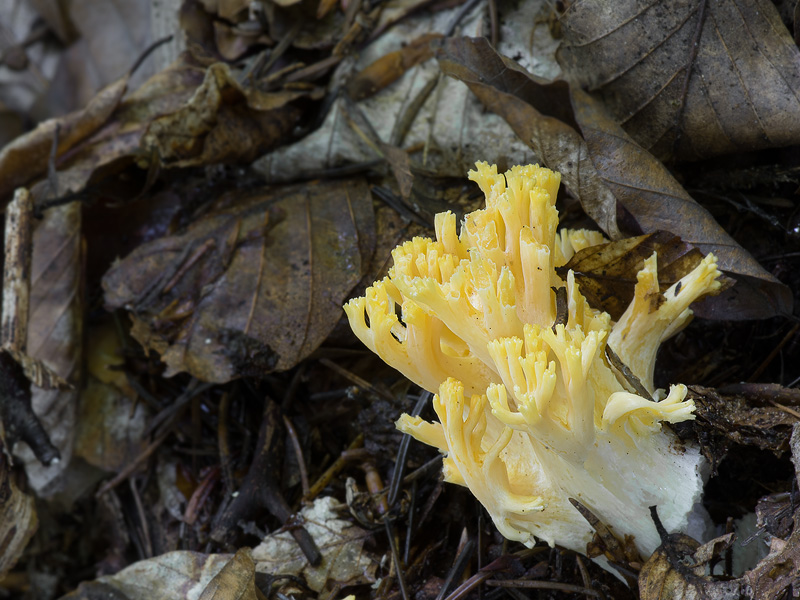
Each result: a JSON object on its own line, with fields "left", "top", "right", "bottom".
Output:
{"left": 388, "top": 391, "right": 431, "bottom": 508}
{"left": 485, "top": 579, "right": 602, "bottom": 597}
{"left": 218, "top": 391, "right": 234, "bottom": 496}
{"left": 304, "top": 433, "right": 364, "bottom": 503}
{"left": 3, "top": 189, "right": 33, "bottom": 353}
{"left": 283, "top": 414, "right": 310, "bottom": 497}
{"left": 385, "top": 520, "right": 410, "bottom": 600}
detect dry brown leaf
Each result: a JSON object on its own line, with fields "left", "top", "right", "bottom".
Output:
{"left": 347, "top": 33, "right": 442, "bottom": 100}
{"left": 744, "top": 512, "right": 800, "bottom": 598}
{"left": 0, "top": 74, "right": 129, "bottom": 198}
{"left": 198, "top": 549, "right": 266, "bottom": 600}
{"left": 75, "top": 323, "right": 148, "bottom": 472}
{"left": 437, "top": 36, "right": 792, "bottom": 320}
{"left": 0, "top": 456, "right": 37, "bottom": 578}
{"left": 25, "top": 56, "right": 207, "bottom": 204}
{"left": 558, "top": 231, "right": 709, "bottom": 321}
{"left": 60, "top": 551, "right": 234, "bottom": 600}
{"left": 7, "top": 54, "right": 310, "bottom": 207}
{"left": 103, "top": 179, "right": 375, "bottom": 383}
{"left": 16, "top": 202, "right": 82, "bottom": 496}
{"left": 139, "top": 62, "right": 305, "bottom": 169}
{"left": 639, "top": 531, "right": 743, "bottom": 599}
{"left": 558, "top": 0, "right": 800, "bottom": 162}
{"left": 252, "top": 496, "right": 377, "bottom": 592}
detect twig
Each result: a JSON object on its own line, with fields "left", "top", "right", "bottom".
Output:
{"left": 436, "top": 538, "right": 475, "bottom": 600}
{"left": 319, "top": 358, "right": 396, "bottom": 403}
{"left": 748, "top": 323, "right": 800, "bottom": 382}
{"left": 442, "top": 550, "right": 544, "bottom": 600}
{"left": 385, "top": 519, "right": 410, "bottom": 600}
{"left": 574, "top": 555, "right": 598, "bottom": 600}
{"left": 96, "top": 426, "right": 172, "bottom": 497}
{"left": 605, "top": 345, "right": 653, "bottom": 401}
{"left": 404, "top": 479, "right": 417, "bottom": 564}
{"left": 485, "top": 579, "right": 602, "bottom": 597}
{"left": 488, "top": 0, "right": 498, "bottom": 47}
{"left": 766, "top": 399, "right": 800, "bottom": 420}
{"left": 390, "top": 73, "right": 440, "bottom": 147}
{"left": 218, "top": 391, "right": 234, "bottom": 496}
{"left": 2, "top": 189, "right": 33, "bottom": 352}
{"left": 551, "top": 286, "right": 568, "bottom": 332}
{"left": 129, "top": 478, "right": 154, "bottom": 558}
{"left": 402, "top": 455, "right": 442, "bottom": 484}
{"left": 184, "top": 466, "right": 220, "bottom": 526}
{"left": 304, "top": 433, "right": 364, "bottom": 503}
{"left": 388, "top": 391, "right": 431, "bottom": 508}
{"left": 211, "top": 400, "right": 321, "bottom": 565}
{"left": 283, "top": 414, "right": 310, "bottom": 497}
{"left": 444, "top": 0, "right": 484, "bottom": 36}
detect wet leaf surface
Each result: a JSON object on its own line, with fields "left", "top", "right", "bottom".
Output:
{"left": 558, "top": 0, "right": 800, "bottom": 162}
{"left": 103, "top": 179, "right": 375, "bottom": 382}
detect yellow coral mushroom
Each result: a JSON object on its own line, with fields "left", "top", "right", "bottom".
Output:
{"left": 344, "top": 162, "right": 721, "bottom": 560}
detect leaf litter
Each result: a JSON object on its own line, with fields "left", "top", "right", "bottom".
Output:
{"left": 2, "top": 0, "right": 800, "bottom": 599}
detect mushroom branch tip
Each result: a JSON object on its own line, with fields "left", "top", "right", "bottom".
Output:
{"left": 344, "top": 161, "right": 721, "bottom": 561}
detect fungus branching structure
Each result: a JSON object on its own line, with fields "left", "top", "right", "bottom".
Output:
{"left": 345, "top": 163, "right": 721, "bottom": 559}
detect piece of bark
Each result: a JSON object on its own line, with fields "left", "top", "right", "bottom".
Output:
{"left": 0, "top": 189, "right": 69, "bottom": 466}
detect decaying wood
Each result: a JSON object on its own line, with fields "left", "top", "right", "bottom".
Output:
{"left": 0, "top": 188, "right": 67, "bottom": 466}
{"left": 2, "top": 188, "right": 33, "bottom": 352}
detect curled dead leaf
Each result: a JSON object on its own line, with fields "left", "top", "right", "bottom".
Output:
{"left": 0, "top": 75, "right": 130, "bottom": 199}
{"left": 140, "top": 62, "right": 306, "bottom": 170}
{"left": 251, "top": 496, "right": 377, "bottom": 593}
